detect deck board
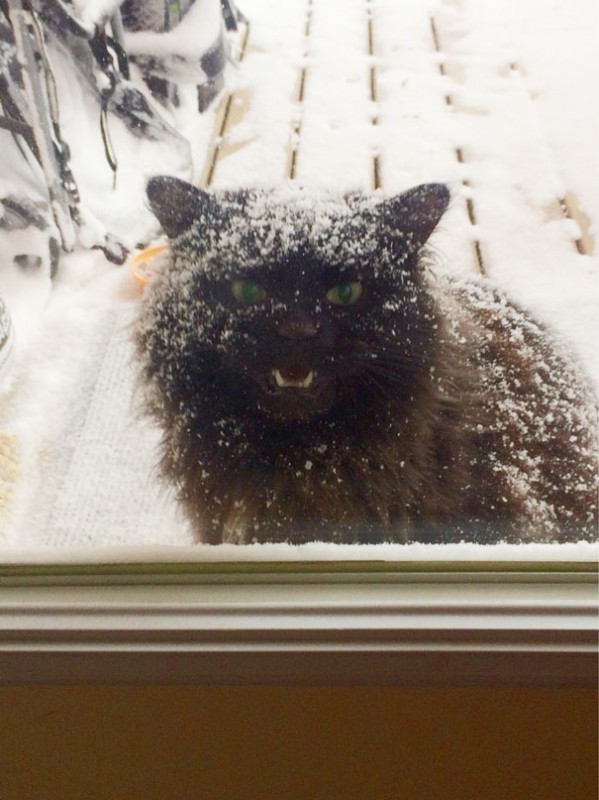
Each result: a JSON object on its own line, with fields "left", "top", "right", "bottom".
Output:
{"left": 373, "top": 0, "right": 480, "bottom": 276}
{"left": 205, "top": 0, "right": 307, "bottom": 187}
{"left": 290, "top": 0, "right": 372, "bottom": 190}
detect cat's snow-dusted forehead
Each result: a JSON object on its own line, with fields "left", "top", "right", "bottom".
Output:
{"left": 208, "top": 186, "right": 383, "bottom": 265}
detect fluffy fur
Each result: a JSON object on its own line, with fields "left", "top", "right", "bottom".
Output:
{"left": 136, "top": 177, "right": 598, "bottom": 544}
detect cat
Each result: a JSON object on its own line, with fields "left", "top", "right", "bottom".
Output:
{"left": 136, "top": 176, "right": 598, "bottom": 545}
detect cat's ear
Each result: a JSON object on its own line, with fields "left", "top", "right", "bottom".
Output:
{"left": 146, "top": 176, "right": 218, "bottom": 239}
{"left": 381, "top": 183, "right": 450, "bottom": 250}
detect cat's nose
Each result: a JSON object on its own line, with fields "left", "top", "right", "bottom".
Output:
{"left": 276, "top": 313, "right": 320, "bottom": 339}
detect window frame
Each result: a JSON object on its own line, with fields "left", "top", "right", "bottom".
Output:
{"left": 1, "top": 558, "right": 596, "bottom": 686}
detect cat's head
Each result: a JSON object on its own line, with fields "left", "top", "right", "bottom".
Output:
{"left": 141, "top": 178, "right": 449, "bottom": 424}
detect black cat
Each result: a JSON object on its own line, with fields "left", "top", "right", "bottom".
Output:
{"left": 136, "top": 176, "right": 597, "bottom": 544}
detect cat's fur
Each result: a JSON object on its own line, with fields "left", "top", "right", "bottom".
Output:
{"left": 136, "top": 176, "right": 598, "bottom": 544}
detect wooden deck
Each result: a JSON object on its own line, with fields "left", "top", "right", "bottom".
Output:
{"left": 201, "top": 0, "right": 591, "bottom": 276}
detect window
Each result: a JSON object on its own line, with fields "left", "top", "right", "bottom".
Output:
{"left": 0, "top": 0, "right": 596, "bottom": 684}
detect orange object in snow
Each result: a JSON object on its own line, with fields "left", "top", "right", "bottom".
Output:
{"left": 130, "top": 243, "right": 168, "bottom": 286}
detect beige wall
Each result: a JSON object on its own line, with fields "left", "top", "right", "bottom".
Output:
{"left": 1, "top": 686, "right": 596, "bottom": 799}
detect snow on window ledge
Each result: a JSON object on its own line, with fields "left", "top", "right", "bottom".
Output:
{"left": 1, "top": 540, "right": 597, "bottom": 566}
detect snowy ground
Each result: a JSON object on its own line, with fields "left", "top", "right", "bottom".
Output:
{"left": 0, "top": 0, "right": 597, "bottom": 563}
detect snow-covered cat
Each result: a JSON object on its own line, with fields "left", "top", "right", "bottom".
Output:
{"left": 136, "top": 176, "right": 597, "bottom": 544}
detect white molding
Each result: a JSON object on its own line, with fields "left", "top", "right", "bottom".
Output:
{"left": 0, "top": 566, "right": 596, "bottom": 685}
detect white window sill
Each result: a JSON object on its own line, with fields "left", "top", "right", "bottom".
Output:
{"left": 1, "top": 550, "right": 596, "bottom": 686}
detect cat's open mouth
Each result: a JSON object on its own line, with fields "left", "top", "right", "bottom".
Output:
{"left": 272, "top": 367, "right": 315, "bottom": 389}
{"left": 257, "top": 364, "right": 333, "bottom": 421}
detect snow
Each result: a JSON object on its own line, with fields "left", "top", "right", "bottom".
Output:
{"left": 0, "top": 0, "right": 596, "bottom": 562}
{"left": 1, "top": 540, "right": 597, "bottom": 566}
{"left": 70, "top": 0, "right": 123, "bottom": 29}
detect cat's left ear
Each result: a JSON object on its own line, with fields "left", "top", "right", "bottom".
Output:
{"left": 380, "top": 183, "right": 450, "bottom": 250}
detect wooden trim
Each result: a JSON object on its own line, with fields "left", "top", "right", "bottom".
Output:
{"left": 1, "top": 568, "right": 596, "bottom": 686}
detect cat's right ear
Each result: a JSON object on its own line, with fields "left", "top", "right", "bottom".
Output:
{"left": 381, "top": 183, "right": 450, "bottom": 251}
{"left": 146, "top": 176, "right": 218, "bottom": 239}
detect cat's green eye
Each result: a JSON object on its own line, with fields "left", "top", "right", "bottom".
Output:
{"left": 231, "top": 279, "right": 267, "bottom": 304}
{"left": 326, "top": 281, "right": 363, "bottom": 306}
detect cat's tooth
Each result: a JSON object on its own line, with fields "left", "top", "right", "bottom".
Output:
{"left": 299, "top": 371, "right": 314, "bottom": 388}
{"left": 274, "top": 369, "right": 287, "bottom": 388}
